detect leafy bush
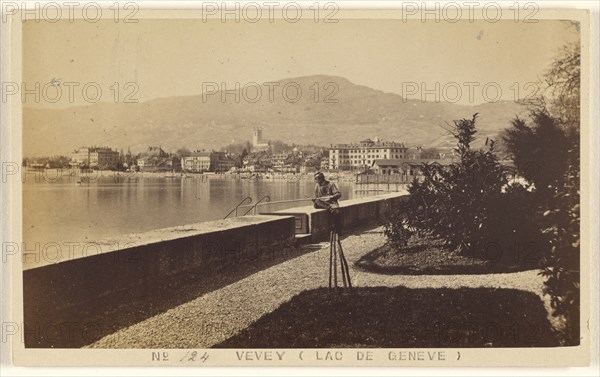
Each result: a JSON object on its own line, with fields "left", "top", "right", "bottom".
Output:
{"left": 384, "top": 115, "right": 507, "bottom": 250}
{"left": 381, "top": 200, "right": 415, "bottom": 250}
{"left": 382, "top": 113, "right": 547, "bottom": 271}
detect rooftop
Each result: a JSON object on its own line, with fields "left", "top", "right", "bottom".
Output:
{"left": 331, "top": 140, "right": 406, "bottom": 149}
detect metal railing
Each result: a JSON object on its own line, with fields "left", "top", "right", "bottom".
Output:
{"left": 242, "top": 195, "right": 271, "bottom": 216}
{"left": 223, "top": 196, "right": 252, "bottom": 219}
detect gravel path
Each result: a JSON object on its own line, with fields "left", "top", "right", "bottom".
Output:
{"left": 88, "top": 227, "right": 548, "bottom": 349}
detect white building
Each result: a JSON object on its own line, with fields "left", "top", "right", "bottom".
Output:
{"left": 181, "top": 151, "right": 235, "bottom": 172}
{"left": 329, "top": 138, "right": 407, "bottom": 171}
{"left": 71, "top": 147, "right": 120, "bottom": 169}
{"left": 181, "top": 152, "right": 212, "bottom": 172}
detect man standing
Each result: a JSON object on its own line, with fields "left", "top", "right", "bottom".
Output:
{"left": 313, "top": 171, "right": 342, "bottom": 234}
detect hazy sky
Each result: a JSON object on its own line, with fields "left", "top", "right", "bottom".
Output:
{"left": 23, "top": 17, "right": 579, "bottom": 107}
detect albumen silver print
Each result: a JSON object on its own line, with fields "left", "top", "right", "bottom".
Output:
{"left": 1, "top": 1, "right": 597, "bottom": 372}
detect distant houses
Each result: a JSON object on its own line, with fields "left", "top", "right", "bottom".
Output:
{"left": 55, "top": 131, "right": 456, "bottom": 175}
{"left": 70, "top": 146, "right": 120, "bottom": 170}
{"left": 136, "top": 146, "right": 180, "bottom": 172}
{"left": 213, "top": 152, "right": 237, "bottom": 172}
{"left": 181, "top": 151, "right": 237, "bottom": 173}
{"left": 269, "top": 152, "right": 289, "bottom": 170}
{"left": 53, "top": 128, "right": 327, "bottom": 174}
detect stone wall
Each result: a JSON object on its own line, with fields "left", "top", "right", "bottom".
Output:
{"left": 263, "top": 192, "right": 409, "bottom": 240}
{"left": 23, "top": 215, "right": 296, "bottom": 347}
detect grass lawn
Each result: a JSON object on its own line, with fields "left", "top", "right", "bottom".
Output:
{"left": 215, "top": 287, "right": 558, "bottom": 348}
{"left": 355, "top": 235, "right": 542, "bottom": 275}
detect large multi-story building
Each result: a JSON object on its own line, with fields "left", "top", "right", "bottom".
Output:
{"left": 181, "top": 151, "right": 236, "bottom": 172}
{"left": 328, "top": 138, "right": 408, "bottom": 171}
{"left": 71, "top": 146, "right": 120, "bottom": 169}
{"left": 181, "top": 152, "right": 212, "bottom": 172}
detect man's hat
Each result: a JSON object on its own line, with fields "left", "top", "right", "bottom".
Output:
{"left": 314, "top": 171, "right": 325, "bottom": 179}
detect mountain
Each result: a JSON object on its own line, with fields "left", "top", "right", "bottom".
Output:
{"left": 23, "top": 75, "right": 528, "bottom": 157}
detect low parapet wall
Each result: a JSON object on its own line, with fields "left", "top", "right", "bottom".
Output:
{"left": 23, "top": 215, "right": 296, "bottom": 347}
{"left": 263, "top": 192, "right": 409, "bottom": 241}
{"left": 22, "top": 193, "right": 407, "bottom": 347}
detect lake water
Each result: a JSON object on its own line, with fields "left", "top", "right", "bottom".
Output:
{"left": 22, "top": 175, "right": 366, "bottom": 252}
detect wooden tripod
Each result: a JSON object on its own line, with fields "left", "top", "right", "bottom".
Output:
{"left": 329, "top": 231, "right": 352, "bottom": 289}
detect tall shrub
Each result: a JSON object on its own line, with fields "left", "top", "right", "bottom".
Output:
{"left": 383, "top": 114, "right": 509, "bottom": 253}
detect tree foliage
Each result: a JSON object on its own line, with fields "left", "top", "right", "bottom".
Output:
{"left": 503, "top": 42, "right": 580, "bottom": 345}
{"left": 382, "top": 114, "right": 535, "bottom": 259}
{"left": 175, "top": 147, "right": 192, "bottom": 158}
{"left": 502, "top": 111, "right": 569, "bottom": 198}
{"left": 542, "top": 42, "right": 580, "bottom": 129}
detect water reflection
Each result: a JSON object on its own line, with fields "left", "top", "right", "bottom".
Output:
{"left": 23, "top": 176, "right": 362, "bottom": 248}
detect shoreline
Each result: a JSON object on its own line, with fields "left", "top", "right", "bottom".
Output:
{"left": 22, "top": 168, "right": 361, "bottom": 183}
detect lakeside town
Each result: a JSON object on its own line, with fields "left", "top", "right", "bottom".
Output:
{"left": 15, "top": 12, "right": 586, "bottom": 366}
{"left": 23, "top": 127, "right": 462, "bottom": 180}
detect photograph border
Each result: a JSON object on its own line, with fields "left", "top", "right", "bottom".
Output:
{"left": 2, "top": 2, "right": 597, "bottom": 371}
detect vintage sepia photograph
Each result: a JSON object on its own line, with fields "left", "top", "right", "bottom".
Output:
{"left": 1, "top": 2, "right": 596, "bottom": 370}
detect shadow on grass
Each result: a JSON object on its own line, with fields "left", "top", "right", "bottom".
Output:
{"left": 215, "top": 287, "right": 560, "bottom": 348}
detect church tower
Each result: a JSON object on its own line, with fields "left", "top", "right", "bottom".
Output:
{"left": 252, "top": 127, "right": 263, "bottom": 147}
